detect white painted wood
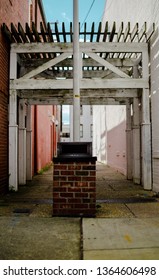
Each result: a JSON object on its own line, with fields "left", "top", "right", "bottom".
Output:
{"left": 18, "top": 99, "right": 26, "bottom": 185}
{"left": 126, "top": 100, "right": 133, "bottom": 180}
{"left": 19, "top": 89, "right": 138, "bottom": 99}
{"left": 26, "top": 105, "right": 32, "bottom": 181}
{"left": 132, "top": 97, "right": 141, "bottom": 184}
{"left": 25, "top": 57, "right": 138, "bottom": 68}
{"left": 11, "top": 42, "right": 148, "bottom": 54}
{"left": 141, "top": 89, "right": 152, "bottom": 190}
{"left": 85, "top": 52, "right": 129, "bottom": 78}
{"left": 11, "top": 78, "right": 148, "bottom": 90}
{"left": 20, "top": 53, "right": 71, "bottom": 79}
{"left": 9, "top": 51, "right": 18, "bottom": 191}
{"left": 141, "top": 47, "right": 152, "bottom": 190}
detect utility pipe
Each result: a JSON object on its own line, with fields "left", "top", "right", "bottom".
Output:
{"left": 73, "top": 0, "right": 80, "bottom": 141}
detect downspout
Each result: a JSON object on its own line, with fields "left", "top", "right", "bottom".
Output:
{"left": 35, "top": 0, "right": 38, "bottom": 28}
{"left": 38, "top": 0, "right": 47, "bottom": 29}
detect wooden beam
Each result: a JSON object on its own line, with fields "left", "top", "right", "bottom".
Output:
{"left": 22, "top": 57, "right": 137, "bottom": 69}
{"left": 20, "top": 52, "right": 71, "bottom": 79}
{"left": 11, "top": 42, "right": 148, "bottom": 54}
{"left": 11, "top": 78, "right": 148, "bottom": 90}
{"left": 86, "top": 52, "right": 129, "bottom": 78}
{"left": 18, "top": 88, "right": 138, "bottom": 99}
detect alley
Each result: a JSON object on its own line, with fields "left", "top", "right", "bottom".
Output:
{"left": 0, "top": 163, "right": 159, "bottom": 260}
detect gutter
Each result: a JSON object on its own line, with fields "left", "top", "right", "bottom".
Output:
{"left": 38, "top": 0, "right": 47, "bottom": 29}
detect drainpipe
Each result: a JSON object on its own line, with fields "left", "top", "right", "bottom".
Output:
{"left": 73, "top": 0, "right": 80, "bottom": 141}
{"left": 35, "top": 0, "right": 38, "bottom": 28}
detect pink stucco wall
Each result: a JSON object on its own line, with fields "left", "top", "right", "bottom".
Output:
{"left": 35, "top": 105, "right": 53, "bottom": 172}
{"left": 107, "top": 120, "right": 127, "bottom": 175}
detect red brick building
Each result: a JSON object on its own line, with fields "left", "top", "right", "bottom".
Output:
{"left": 0, "top": 0, "right": 59, "bottom": 193}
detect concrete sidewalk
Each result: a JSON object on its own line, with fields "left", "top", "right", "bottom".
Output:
{"left": 0, "top": 163, "right": 159, "bottom": 260}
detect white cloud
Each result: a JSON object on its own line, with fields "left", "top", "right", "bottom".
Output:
{"left": 61, "top": 12, "right": 70, "bottom": 22}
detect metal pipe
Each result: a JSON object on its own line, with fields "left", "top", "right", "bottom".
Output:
{"left": 73, "top": 0, "right": 80, "bottom": 141}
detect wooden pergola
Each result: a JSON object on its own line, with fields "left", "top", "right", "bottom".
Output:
{"left": 2, "top": 21, "right": 155, "bottom": 191}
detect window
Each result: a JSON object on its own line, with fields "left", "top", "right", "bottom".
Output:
{"left": 90, "top": 124, "right": 93, "bottom": 138}
{"left": 80, "top": 105, "right": 83, "bottom": 115}
{"left": 80, "top": 124, "right": 83, "bottom": 138}
{"left": 90, "top": 105, "right": 93, "bottom": 115}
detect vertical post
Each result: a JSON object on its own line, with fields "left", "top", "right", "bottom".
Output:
{"left": 141, "top": 48, "right": 152, "bottom": 190}
{"left": 132, "top": 66, "right": 141, "bottom": 184}
{"left": 126, "top": 100, "right": 133, "bottom": 180}
{"left": 73, "top": 0, "right": 80, "bottom": 141}
{"left": 19, "top": 99, "right": 27, "bottom": 185}
{"left": 9, "top": 51, "right": 18, "bottom": 190}
{"left": 26, "top": 104, "right": 32, "bottom": 180}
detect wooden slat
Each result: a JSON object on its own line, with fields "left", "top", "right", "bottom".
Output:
{"left": 2, "top": 23, "right": 13, "bottom": 43}
{"left": 130, "top": 23, "right": 139, "bottom": 42}
{"left": 123, "top": 22, "right": 131, "bottom": 42}
{"left": 96, "top": 22, "right": 102, "bottom": 42}
{"left": 11, "top": 23, "right": 22, "bottom": 43}
{"left": 18, "top": 23, "right": 29, "bottom": 43}
{"left": 47, "top": 22, "right": 54, "bottom": 42}
{"left": 32, "top": 22, "right": 41, "bottom": 42}
{"left": 70, "top": 22, "right": 73, "bottom": 42}
{"left": 146, "top": 22, "right": 155, "bottom": 42}
{"left": 102, "top": 21, "right": 108, "bottom": 42}
{"left": 54, "top": 22, "right": 60, "bottom": 42}
{"left": 62, "top": 22, "right": 67, "bottom": 42}
{"left": 40, "top": 22, "right": 47, "bottom": 42}
{"left": 117, "top": 22, "right": 124, "bottom": 42}
{"left": 109, "top": 21, "right": 116, "bottom": 42}
{"left": 25, "top": 23, "right": 35, "bottom": 42}
{"left": 90, "top": 22, "right": 95, "bottom": 42}
{"left": 138, "top": 22, "right": 147, "bottom": 42}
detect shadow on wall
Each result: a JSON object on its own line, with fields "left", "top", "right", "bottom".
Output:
{"left": 107, "top": 120, "right": 126, "bottom": 175}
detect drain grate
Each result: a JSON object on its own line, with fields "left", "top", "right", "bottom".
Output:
{"left": 13, "top": 208, "right": 32, "bottom": 214}
{"left": 96, "top": 197, "right": 158, "bottom": 204}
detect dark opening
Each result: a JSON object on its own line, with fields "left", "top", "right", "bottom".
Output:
{"left": 57, "top": 142, "right": 92, "bottom": 158}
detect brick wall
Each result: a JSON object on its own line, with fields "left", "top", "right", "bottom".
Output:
{"left": 53, "top": 160, "right": 96, "bottom": 217}
{"left": 0, "top": 0, "right": 47, "bottom": 193}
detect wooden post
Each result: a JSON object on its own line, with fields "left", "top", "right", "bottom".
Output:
{"left": 141, "top": 48, "right": 152, "bottom": 190}
{"left": 126, "top": 100, "right": 133, "bottom": 179}
{"left": 9, "top": 52, "right": 18, "bottom": 190}
{"left": 26, "top": 104, "right": 32, "bottom": 180}
{"left": 132, "top": 66, "right": 141, "bottom": 184}
{"left": 18, "top": 99, "right": 26, "bottom": 184}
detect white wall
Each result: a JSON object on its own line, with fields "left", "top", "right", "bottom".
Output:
{"left": 70, "top": 105, "right": 93, "bottom": 142}
{"left": 93, "top": 106, "right": 107, "bottom": 163}
{"left": 93, "top": 105, "right": 126, "bottom": 174}
{"left": 103, "top": 0, "right": 159, "bottom": 27}
{"left": 102, "top": 0, "right": 159, "bottom": 189}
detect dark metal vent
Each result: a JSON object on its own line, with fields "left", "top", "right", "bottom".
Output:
{"left": 57, "top": 142, "right": 92, "bottom": 158}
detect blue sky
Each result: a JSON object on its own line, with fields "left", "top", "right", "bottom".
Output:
{"left": 42, "top": 0, "right": 106, "bottom": 125}
{"left": 43, "top": 0, "right": 106, "bottom": 30}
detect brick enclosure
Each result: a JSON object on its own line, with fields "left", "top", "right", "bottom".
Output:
{"left": 53, "top": 159, "right": 97, "bottom": 217}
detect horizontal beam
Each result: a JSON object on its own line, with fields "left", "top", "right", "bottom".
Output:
{"left": 23, "top": 57, "right": 138, "bottom": 68}
{"left": 18, "top": 89, "right": 138, "bottom": 99}
{"left": 11, "top": 78, "right": 149, "bottom": 90}
{"left": 26, "top": 97, "right": 126, "bottom": 106}
{"left": 11, "top": 42, "right": 148, "bottom": 54}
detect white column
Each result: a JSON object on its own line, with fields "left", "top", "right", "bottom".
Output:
{"left": 19, "top": 99, "right": 26, "bottom": 185}
{"left": 132, "top": 97, "right": 141, "bottom": 184}
{"left": 141, "top": 48, "right": 152, "bottom": 190}
{"left": 73, "top": 0, "right": 80, "bottom": 141}
{"left": 126, "top": 100, "right": 133, "bottom": 180}
{"left": 26, "top": 104, "right": 32, "bottom": 180}
{"left": 132, "top": 66, "right": 141, "bottom": 184}
{"left": 9, "top": 52, "right": 18, "bottom": 191}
